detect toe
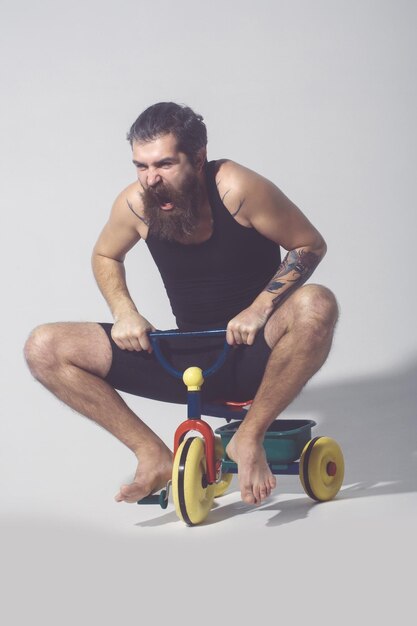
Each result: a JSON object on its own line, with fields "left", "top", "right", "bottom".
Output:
{"left": 241, "top": 483, "right": 256, "bottom": 505}
{"left": 253, "top": 484, "right": 262, "bottom": 503}
{"left": 259, "top": 485, "right": 268, "bottom": 501}
{"left": 117, "top": 482, "right": 151, "bottom": 503}
{"left": 124, "top": 485, "right": 149, "bottom": 503}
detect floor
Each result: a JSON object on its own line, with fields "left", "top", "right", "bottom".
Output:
{"left": 2, "top": 368, "right": 416, "bottom": 625}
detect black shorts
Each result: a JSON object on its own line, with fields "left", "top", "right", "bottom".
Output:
{"left": 99, "top": 322, "right": 271, "bottom": 405}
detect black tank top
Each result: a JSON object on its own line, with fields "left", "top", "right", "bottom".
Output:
{"left": 145, "top": 160, "right": 281, "bottom": 330}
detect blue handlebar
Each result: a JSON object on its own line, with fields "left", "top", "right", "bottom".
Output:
{"left": 149, "top": 329, "right": 230, "bottom": 379}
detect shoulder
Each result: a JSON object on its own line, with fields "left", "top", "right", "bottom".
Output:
{"left": 114, "top": 181, "right": 144, "bottom": 215}
{"left": 213, "top": 159, "right": 274, "bottom": 188}
{"left": 212, "top": 159, "right": 277, "bottom": 225}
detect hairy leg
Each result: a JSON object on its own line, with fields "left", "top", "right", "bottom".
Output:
{"left": 226, "top": 284, "right": 339, "bottom": 505}
{"left": 24, "top": 322, "right": 173, "bottom": 502}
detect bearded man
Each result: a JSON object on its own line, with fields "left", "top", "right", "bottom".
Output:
{"left": 24, "top": 102, "right": 338, "bottom": 506}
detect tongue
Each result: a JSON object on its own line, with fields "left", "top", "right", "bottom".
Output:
{"left": 160, "top": 202, "right": 174, "bottom": 210}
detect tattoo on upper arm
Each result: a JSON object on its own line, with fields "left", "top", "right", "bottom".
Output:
{"left": 265, "top": 249, "right": 320, "bottom": 308}
{"left": 221, "top": 189, "right": 230, "bottom": 203}
{"left": 127, "top": 199, "right": 149, "bottom": 225}
{"left": 218, "top": 183, "right": 245, "bottom": 218}
{"left": 232, "top": 199, "right": 245, "bottom": 217}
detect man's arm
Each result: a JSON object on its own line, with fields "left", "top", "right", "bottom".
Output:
{"left": 219, "top": 162, "right": 327, "bottom": 345}
{"left": 92, "top": 187, "right": 155, "bottom": 352}
{"left": 253, "top": 244, "right": 325, "bottom": 314}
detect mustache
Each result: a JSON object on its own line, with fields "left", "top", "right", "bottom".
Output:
{"left": 141, "top": 183, "right": 174, "bottom": 204}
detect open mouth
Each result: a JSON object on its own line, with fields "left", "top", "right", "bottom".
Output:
{"left": 153, "top": 191, "right": 174, "bottom": 211}
{"left": 160, "top": 201, "right": 174, "bottom": 210}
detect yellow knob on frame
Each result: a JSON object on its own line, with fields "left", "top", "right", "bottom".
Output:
{"left": 183, "top": 366, "right": 204, "bottom": 391}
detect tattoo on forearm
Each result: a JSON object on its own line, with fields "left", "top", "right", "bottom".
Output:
{"left": 265, "top": 249, "right": 320, "bottom": 308}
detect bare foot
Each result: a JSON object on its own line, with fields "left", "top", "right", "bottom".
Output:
{"left": 226, "top": 431, "right": 276, "bottom": 505}
{"left": 115, "top": 443, "right": 173, "bottom": 504}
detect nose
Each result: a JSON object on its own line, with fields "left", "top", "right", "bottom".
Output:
{"left": 146, "top": 168, "right": 162, "bottom": 188}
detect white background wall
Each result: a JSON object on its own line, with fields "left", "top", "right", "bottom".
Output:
{"left": 1, "top": 1, "right": 416, "bottom": 624}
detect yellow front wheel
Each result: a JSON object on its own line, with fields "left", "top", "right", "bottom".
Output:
{"left": 172, "top": 437, "right": 215, "bottom": 525}
{"left": 300, "top": 437, "right": 344, "bottom": 502}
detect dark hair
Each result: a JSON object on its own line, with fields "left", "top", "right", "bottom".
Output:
{"left": 127, "top": 102, "right": 207, "bottom": 162}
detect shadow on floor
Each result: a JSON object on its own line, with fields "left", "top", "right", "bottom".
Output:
{"left": 283, "top": 355, "right": 417, "bottom": 499}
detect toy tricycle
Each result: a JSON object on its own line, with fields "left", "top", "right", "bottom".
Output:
{"left": 138, "top": 329, "right": 344, "bottom": 525}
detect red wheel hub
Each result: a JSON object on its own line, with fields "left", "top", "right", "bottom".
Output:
{"left": 326, "top": 461, "right": 337, "bottom": 476}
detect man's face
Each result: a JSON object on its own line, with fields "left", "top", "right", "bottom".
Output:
{"left": 132, "top": 133, "right": 203, "bottom": 242}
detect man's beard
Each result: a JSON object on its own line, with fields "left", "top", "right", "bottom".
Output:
{"left": 141, "top": 170, "right": 202, "bottom": 242}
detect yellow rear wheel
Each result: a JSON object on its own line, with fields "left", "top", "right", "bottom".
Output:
{"left": 299, "top": 436, "right": 344, "bottom": 502}
{"left": 172, "top": 437, "right": 215, "bottom": 525}
{"left": 213, "top": 436, "right": 233, "bottom": 497}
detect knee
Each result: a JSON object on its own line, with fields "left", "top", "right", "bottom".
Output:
{"left": 292, "top": 284, "right": 339, "bottom": 342}
{"left": 24, "top": 323, "right": 61, "bottom": 380}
